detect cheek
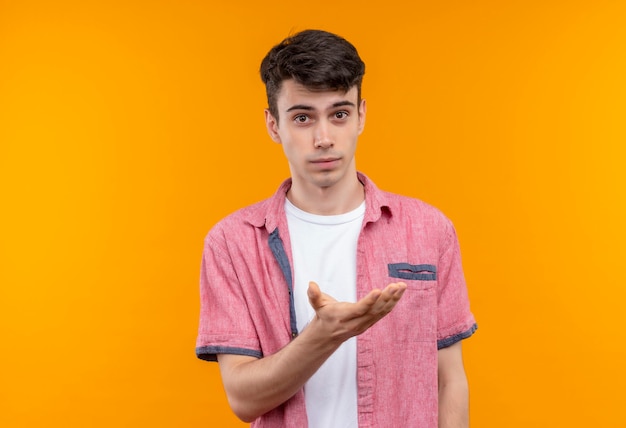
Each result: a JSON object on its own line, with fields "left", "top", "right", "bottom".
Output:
{"left": 280, "top": 141, "right": 301, "bottom": 163}
{"left": 342, "top": 128, "right": 360, "bottom": 146}
{"left": 283, "top": 133, "right": 310, "bottom": 154}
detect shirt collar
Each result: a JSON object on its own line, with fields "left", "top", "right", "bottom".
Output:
{"left": 246, "top": 172, "right": 392, "bottom": 231}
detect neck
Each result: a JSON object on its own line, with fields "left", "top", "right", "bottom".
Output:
{"left": 287, "top": 173, "right": 364, "bottom": 216}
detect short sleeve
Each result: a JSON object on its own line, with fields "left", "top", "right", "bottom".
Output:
{"left": 436, "top": 220, "right": 477, "bottom": 349}
{"left": 195, "top": 229, "right": 263, "bottom": 362}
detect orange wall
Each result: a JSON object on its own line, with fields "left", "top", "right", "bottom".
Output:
{"left": 1, "top": 1, "right": 625, "bottom": 426}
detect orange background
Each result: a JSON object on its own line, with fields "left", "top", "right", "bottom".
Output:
{"left": 1, "top": 1, "right": 625, "bottom": 426}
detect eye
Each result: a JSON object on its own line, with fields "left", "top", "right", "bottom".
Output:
{"left": 294, "top": 114, "right": 309, "bottom": 124}
{"left": 334, "top": 111, "right": 349, "bottom": 120}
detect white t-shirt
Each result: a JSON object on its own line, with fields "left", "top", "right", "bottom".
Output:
{"left": 285, "top": 199, "right": 365, "bottom": 428}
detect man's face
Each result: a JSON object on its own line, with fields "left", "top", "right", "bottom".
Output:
{"left": 265, "top": 79, "right": 366, "bottom": 193}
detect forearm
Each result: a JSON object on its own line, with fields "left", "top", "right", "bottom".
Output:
{"left": 438, "top": 377, "right": 469, "bottom": 428}
{"left": 218, "top": 320, "right": 342, "bottom": 422}
{"left": 218, "top": 281, "right": 406, "bottom": 422}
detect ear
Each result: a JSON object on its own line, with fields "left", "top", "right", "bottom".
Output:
{"left": 357, "top": 99, "right": 367, "bottom": 135}
{"left": 265, "top": 109, "right": 281, "bottom": 143}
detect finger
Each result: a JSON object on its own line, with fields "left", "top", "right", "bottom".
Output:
{"left": 370, "top": 282, "right": 407, "bottom": 314}
{"left": 307, "top": 281, "right": 323, "bottom": 309}
{"left": 359, "top": 288, "right": 383, "bottom": 306}
{"left": 384, "top": 282, "right": 407, "bottom": 298}
{"left": 344, "top": 288, "right": 382, "bottom": 319}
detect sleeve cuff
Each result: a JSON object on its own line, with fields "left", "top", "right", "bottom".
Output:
{"left": 437, "top": 323, "right": 478, "bottom": 350}
{"left": 196, "top": 345, "right": 263, "bottom": 362}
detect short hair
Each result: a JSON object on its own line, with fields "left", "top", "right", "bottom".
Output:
{"left": 260, "top": 29, "right": 366, "bottom": 122}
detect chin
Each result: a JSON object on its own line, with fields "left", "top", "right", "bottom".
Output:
{"left": 312, "top": 172, "right": 343, "bottom": 189}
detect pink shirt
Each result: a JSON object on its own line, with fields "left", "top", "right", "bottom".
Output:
{"left": 196, "top": 173, "right": 477, "bottom": 427}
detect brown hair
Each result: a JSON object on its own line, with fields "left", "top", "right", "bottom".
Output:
{"left": 260, "top": 29, "right": 366, "bottom": 122}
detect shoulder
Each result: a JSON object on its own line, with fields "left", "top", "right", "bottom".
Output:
{"left": 360, "top": 172, "right": 452, "bottom": 230}
{"left": 208, "top": 178, "right": 291, "bottom": 238}
{"left": 378, "top": 188, "right": 454, "bottom": 231}
{"left": 206, "top": 197, "right": 273, "bottom": 242}
{"left": 200, "top": 200, "right": 271, "bottom": 264}
{"left": 368, "top": 188, "right": 459, "bottom": 252}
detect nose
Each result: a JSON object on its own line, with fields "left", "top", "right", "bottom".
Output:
{"left": 313, "top": 122, "right": 333, "bottom": 149}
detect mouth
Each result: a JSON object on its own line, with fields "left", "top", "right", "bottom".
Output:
{"left": 310, "top": 157, "right": 341, "bottom": 169}
{"left": 311, "top": 157, "right": 341, "bottom": 164}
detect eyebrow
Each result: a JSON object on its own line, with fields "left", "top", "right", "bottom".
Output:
{"left": 285, "top": 100, "right": 356, "bottom": 113}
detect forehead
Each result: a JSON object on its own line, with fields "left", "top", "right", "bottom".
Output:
{"left": 276, "top": 79, "right": 359, "bottom": 110}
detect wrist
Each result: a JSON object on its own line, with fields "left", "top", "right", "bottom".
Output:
{"left": 300, "top": 315, "right": 345, "bottom": 351}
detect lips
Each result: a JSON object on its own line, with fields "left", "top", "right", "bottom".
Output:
{"left": 310, "top": 157, "right": 340, "bottom": 170}
{"left": 312, "top": 157, "right": 339, "bottom": 166}
{"left": 311, "top": 157, "right": 340, "bottom": 164}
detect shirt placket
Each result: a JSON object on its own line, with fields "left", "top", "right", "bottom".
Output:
{"left": 356, "top": 226, "right": 375, "bottom": 427}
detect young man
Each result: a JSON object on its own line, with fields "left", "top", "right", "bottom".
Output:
{"left": 196, "top": 29, "right": 477, "bottom": 427}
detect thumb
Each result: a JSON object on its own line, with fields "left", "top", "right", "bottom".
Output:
{"left": 307, "top": 281, "right": 323, "bottom": 309}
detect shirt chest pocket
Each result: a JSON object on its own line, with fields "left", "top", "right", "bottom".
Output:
{"left": 388, "top": 263, "right": 437, "bottom": 285}
{"left": 386, "top": 262, "right": 437, "bottom": 341}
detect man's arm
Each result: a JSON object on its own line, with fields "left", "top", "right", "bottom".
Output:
{"left": 438, "top": 341, "right": 469, "bottom": 428}
{"left": 217, "top": 280, "right": 406, "bottom": 422}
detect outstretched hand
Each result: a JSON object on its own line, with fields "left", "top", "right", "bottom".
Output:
{"left": 307, "top": 280, "right": 407, "bottom": 344}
